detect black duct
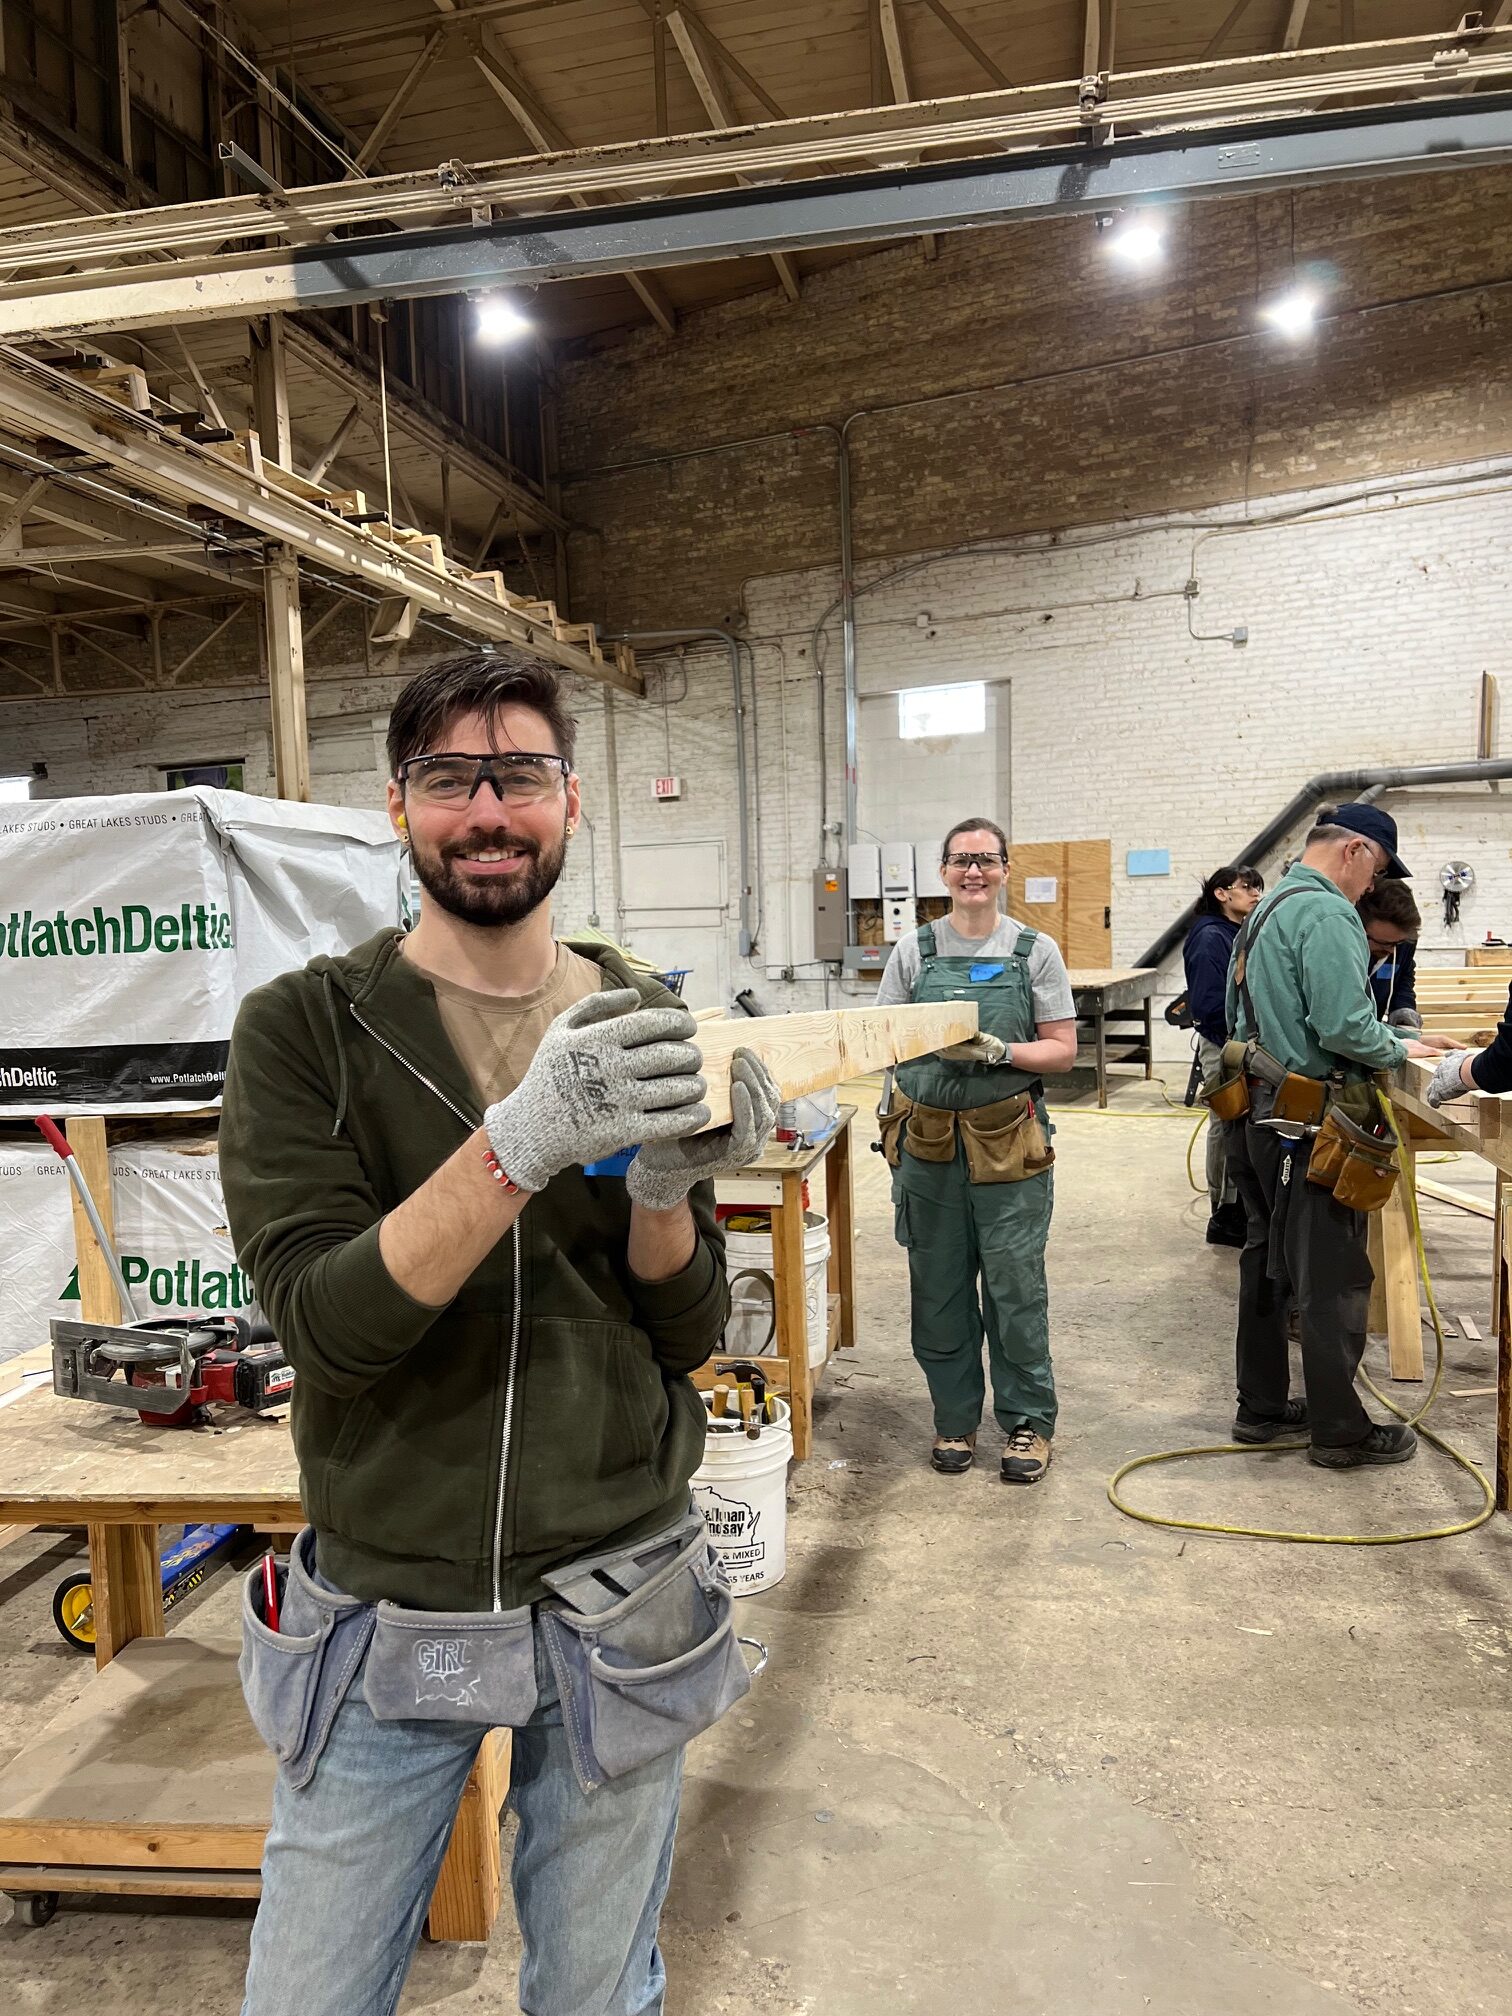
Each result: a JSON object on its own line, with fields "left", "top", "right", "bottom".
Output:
{"left": 1136, "top": 759, "right": 1512, "bottom": 975}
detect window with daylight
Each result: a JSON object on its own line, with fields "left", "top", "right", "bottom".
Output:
{"left": 898, "top": 681, "right": 985, "bottom": 741}
{"left": 162, "top": 762, "right": 246, "bottom": 792}
{"left": 0, "top": 775, "right": 32, "bottom": 801}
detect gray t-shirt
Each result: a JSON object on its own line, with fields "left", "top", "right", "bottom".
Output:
{"left": 876, "top": 914, "right": 1077, "bottom": 1023}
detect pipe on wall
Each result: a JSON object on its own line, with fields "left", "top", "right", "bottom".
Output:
{"left": 1136, "top": 758, "right": 1512, "bottom": 974}
{"left": 604, "top": 628, "right": 755, "bottom": 956}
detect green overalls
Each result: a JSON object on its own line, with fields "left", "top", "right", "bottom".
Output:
{"left": 892, "top": 923, "right": 1057, "bottom": 1441}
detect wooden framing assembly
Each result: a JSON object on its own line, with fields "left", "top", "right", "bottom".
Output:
{"left": 1388, "top": 1059, "right": 1512, "bottom": 1510}
{"left": 0, "top": 351, "right": 641, "bottom": 693}
{"left": 0, "top": 30, "right": 1506, "bottom": 340}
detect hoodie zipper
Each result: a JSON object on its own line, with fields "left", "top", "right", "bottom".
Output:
{"left": 347, "top": 1001, "right": 521, "bottom": 1613}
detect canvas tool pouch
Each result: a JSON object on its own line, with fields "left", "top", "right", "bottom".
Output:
{"left": 1203, "top": 1039, "right": 1252, "bottom": 1124}
{"left": 539, "top": 1509, "right": 751, "bottom": 1794}
{"left": 878, "top": 1089, "right": 912, "bottom": 1169}
{"left": 902, "top": 1100, "right": 957, "bottom": 1164}
{"left": 959, "top": 1092, "right": 1055, "bottom": 1185}
{"left": 1271, "top": 1070, "right": 1329, "bottom": 1129}
{"left": 362, "top": 1597, "right": 538, "bottom": 1727}
{"left": 240, "top": 1526, "right": 375, "bottom": 1789}
{"left": 1305, "top": 1108, "right": 1399, "bottom": 1213}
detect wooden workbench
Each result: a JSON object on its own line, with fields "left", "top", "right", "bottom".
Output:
{"left": 1387, "top": 1059, "right": 1512, "bottom": 1512}
{"left": 1069, "top": 968, "right": 1157, "bottom": 1108}
{"left": 0, "top": 1376, "right": 509, "bottom": 1941}
{"left": 697, "top": 1106, "right": 858, "bottom": 1462}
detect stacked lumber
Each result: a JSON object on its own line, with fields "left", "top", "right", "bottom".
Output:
{"left": 200, "top": 427, "right": 628, "bottom": 677}
{"left": 690, "top": 1002, "right": 978, "bottom": 1131}
{"left": 1414, "top": 968, "right": 1510, "bottom": 1046}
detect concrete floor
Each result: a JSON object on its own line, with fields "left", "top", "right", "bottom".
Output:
{"left": 2, "top": 1080, "right": 1509, "bottom": 2015}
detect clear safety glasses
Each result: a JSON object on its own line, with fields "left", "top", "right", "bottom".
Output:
{"left": 399, "top": 751, "right": 570, "bottom": 808}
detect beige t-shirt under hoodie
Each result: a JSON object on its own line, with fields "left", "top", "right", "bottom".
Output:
{"left": 409, "top": 942, "right": 602, "bottom": 1108}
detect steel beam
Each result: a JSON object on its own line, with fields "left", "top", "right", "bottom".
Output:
{"left": 0, "top": 359, "right": 641, "bottom": 691}
{"left": 0, "top": 96, "right": 1507, "bottom": 339}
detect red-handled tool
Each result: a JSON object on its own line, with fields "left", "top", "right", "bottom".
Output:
{"left": 34, "top": 1116, "right": 141, "bottom": 1322}
{"left": 261, "top": 1552, "right": 281, "bottom": 1633}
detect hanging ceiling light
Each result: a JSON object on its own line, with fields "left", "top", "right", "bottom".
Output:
{"left": 474, "top": 293, "right": 532, "bottom": 344}
{"left": 1104, "top": 215, "right": 1166, "bottom": 269}
{"left": 1260, "top": 285, "right": 1320, "bottom": 339}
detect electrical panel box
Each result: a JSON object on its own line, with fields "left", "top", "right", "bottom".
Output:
{"left": 812, "top": 868, "right": 847, "bottom": 961}
{"left": 915, "top": 847, "right": 948, "bottom": 899}
{"left": 846, "top": 842, "right": 881, "bottom": 899}
{"left": 881, "top": 842, "right": 916, "bottom": 897}
{"left": 883, "top": 896, "right": 917, "bottom": 943}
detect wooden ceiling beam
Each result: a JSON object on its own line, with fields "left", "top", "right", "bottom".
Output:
{"left": 1204, "top": 0, "right": 1255, "bottom": 60}
{"left": 462, "top": 30, "right": 678, "bottom": 334}
{"left": 877, "top": 2, "right": 938, "bottom": 257}
{"left": 659, "top": 0, "right": 786, "bottom": 123}
{"left": 661, "top": 3, "right": 801, "bottom": 301}
{"left": 348, "top": 28, "right": 450, "bottom": 176}
{"left": 1281, "top": 1, "right": 1312, "bottom": 53}
{"left": 915, "top": 0, "right": 1011, "bottom": 90}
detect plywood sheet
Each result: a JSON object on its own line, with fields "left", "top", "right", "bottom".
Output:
{"left": 0, "top": 1384, "right": 300, "bottom": 1524}
{"left": 0, "top": 1636, "right": 272, "bottom": 1869}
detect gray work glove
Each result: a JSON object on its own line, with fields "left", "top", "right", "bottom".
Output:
{"left": 625, "top": 1048, "right": 781, "bottom": 1212}
{"left": 484, "top": 988, "right": 707, "bottom": 1193}
{"left": 1387, "top": 1007, "right": 1424, "bottom": 1031}
{"left": 938, "top": 1032, "right": 1009, "bottom": 1065}
{"left": 1426, "top": 1049, "right": 1475, "bottom": 1108}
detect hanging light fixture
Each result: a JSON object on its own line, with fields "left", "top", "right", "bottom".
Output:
{"left": 474, "top": 293, "right": 532, "bottom": 344}
{"left": 1260, "top": 285, "right": 1320, "bottom": 339}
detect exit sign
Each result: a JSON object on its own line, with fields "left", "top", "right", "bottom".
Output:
{"left": 653, "top": 775, "right": 682, "bottom": 800}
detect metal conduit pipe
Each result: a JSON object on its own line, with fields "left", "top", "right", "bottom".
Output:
{"left": 1136, "top": 757, "right": 1512, "bottom": 974}
{"left": 603, "top": 628, "right": 756, "bottom": 956}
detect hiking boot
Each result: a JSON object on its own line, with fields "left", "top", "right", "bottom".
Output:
{"left": 1309, "top": 1423, "right": 1418, "bottom": 1468}
{"left": 1001, "top": 1427, "right": 1052, "bottom": 1485}
{"left": 1232, "top": 1398, "right": 1309, "bottom": 1444}
{"left": 930, "top": 1433, "right": 976, "bottom": 1476}
{"left": 1205, "top": 1202, "right": 1247, "bottom": 1249}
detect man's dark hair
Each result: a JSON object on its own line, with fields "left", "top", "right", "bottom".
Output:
{"left": 386, "top": 652, "right": 577, "bottom": 775}
{"left": 1358, "top": 879, "right": 1421, "bottom": 935}
{"left": 940, "top": 816, "right": 1008, "bottom": 864}
{"left": 1195, "top": 862, "right": 1264, "bottom": 918}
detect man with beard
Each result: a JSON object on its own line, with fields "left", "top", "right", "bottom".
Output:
{"left": 220, "top": 653, "right": 778, "bottom": 2016}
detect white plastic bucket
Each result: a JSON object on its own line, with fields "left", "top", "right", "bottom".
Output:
{"left": 691, "top": 1396, "right": 791, "bottom": 1595}
{"left": 723, "top": 1210, "right": 831, "bottom": 1368}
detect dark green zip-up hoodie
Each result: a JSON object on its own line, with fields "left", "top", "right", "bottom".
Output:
{"left": 219, "top": 927, "right": 728, "bottom": 1612}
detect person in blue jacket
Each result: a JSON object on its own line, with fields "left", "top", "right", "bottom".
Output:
{"left": 1184, "top": 863, "right": 1264, "bottom": 1246}
{"left": 1357, "top": 879, "right": 1422, "bottom": 1028}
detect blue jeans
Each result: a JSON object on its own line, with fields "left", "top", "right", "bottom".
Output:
{"left": 242, "top": 1635, "right": 684, "bottom": 2016}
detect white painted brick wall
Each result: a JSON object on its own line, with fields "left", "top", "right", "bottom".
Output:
{"left": 3, "top": 456, "right": 1510, "bottom": 1056}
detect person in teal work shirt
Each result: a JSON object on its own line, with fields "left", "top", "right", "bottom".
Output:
{"left": 876, "top": 819, "right": 1078, "bottom": 1484}
{"left": 1225, "top": 804, "right": 1440, "bottom": 1467}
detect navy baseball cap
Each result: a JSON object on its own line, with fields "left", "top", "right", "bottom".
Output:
{"left": 1324, "top": 803, "right": 1409, "bottom": 879}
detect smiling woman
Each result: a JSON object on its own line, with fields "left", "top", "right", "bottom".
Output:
{"left": 874, "top": 816, "right": 1078, "bottom": 1486}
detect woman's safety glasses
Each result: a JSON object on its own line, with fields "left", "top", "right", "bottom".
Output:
{"left": 944, "top": 851, "right": 1006, "bottom": 870}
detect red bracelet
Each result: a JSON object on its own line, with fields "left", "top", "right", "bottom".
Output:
{"left": 482, "top": 1146, "right": 522, "bottom": 1195}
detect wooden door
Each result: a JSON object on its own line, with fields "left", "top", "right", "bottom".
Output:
{"left": 1008, "top": 840, "right": 1113, "bottom": 970}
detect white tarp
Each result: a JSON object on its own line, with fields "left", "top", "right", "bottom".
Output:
{"left": 0, "top": 1138, "right": 246, "bottom": 1366}
{"left": 0, "top": 787, "right": 404, "bottom": 1112}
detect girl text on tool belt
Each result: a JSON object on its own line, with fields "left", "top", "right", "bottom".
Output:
{"left": 220, "top": 654, "right": 779, "bottom": 2016}
{"left": 1183, "top": 863, "right": 1265, "bottom": 1249}
{"left": 874, "top": 818, "right": 1078, "bottom": 1485}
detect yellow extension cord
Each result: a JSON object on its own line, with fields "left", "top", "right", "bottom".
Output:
{"left": 1103, "top": 1093, "right": 1497, "bottom": 1546}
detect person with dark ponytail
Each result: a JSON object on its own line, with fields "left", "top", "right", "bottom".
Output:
{"left": 1184, "top": 864, "right": 1264, "bottom": 1246}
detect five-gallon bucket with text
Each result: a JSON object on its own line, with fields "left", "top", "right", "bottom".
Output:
{"left": 722, "top": 1210, "right": 830, "bottom": 1367}
{"left": 691, "top": 1395, "right": 791, "bottom": 1595}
